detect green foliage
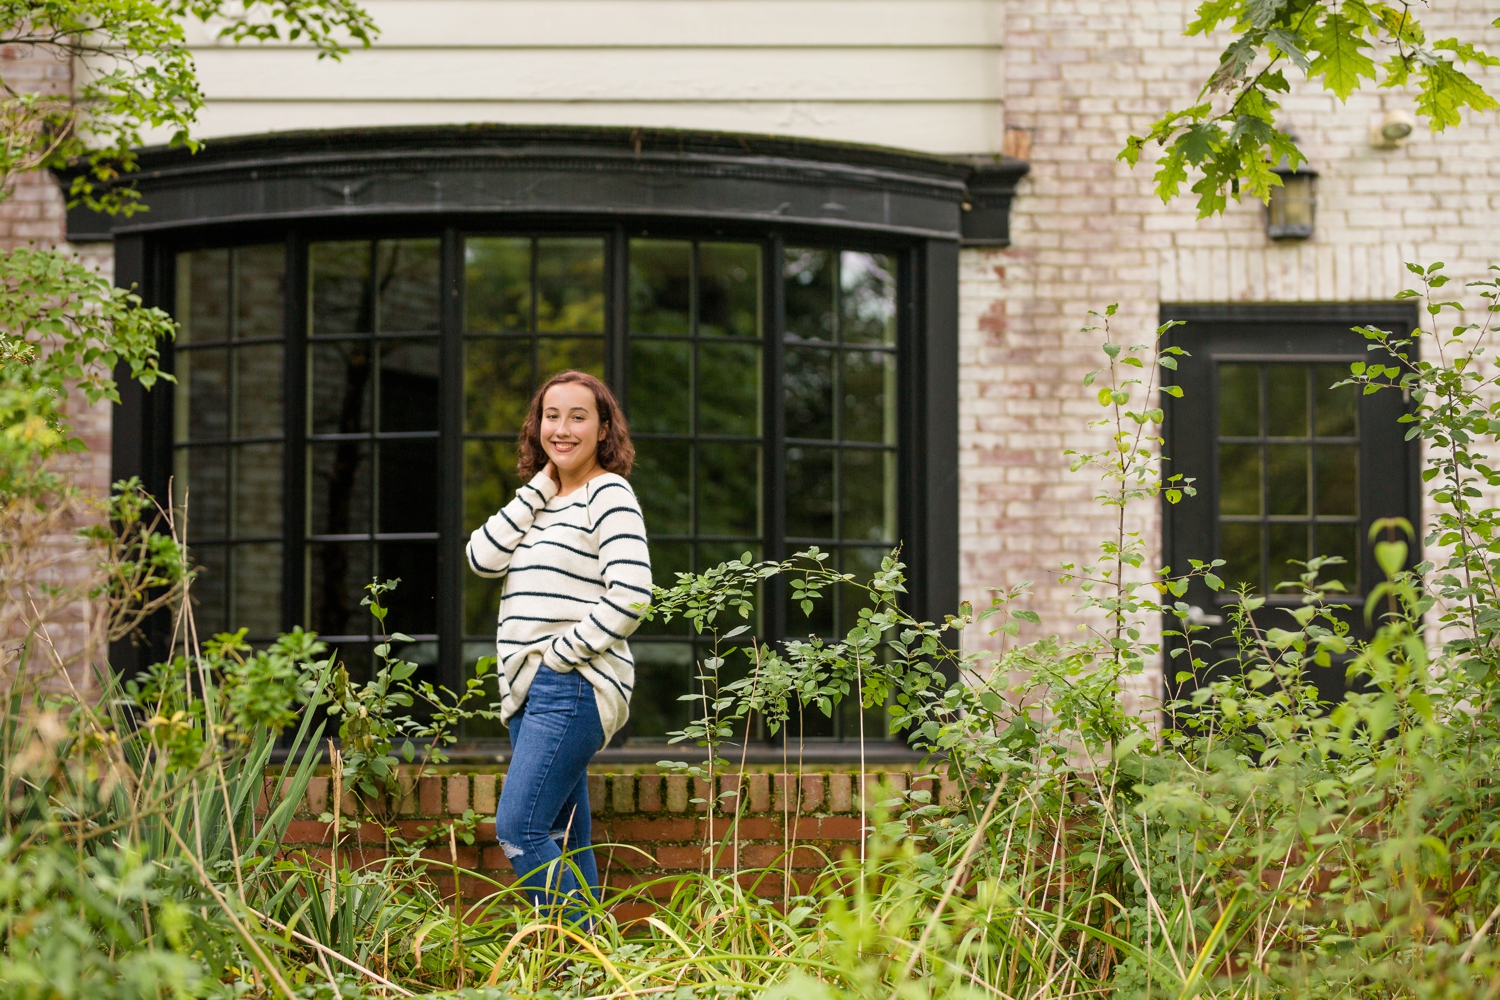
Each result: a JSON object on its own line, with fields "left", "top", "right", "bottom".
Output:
{"left": 0, "top": 0, "right": 376, "bottom": 213}
{"left": 0, "top": 250, "right": 174, "bottom": 499}
{"left": 1125, "top": 0, "right": 1500, "bottom": 216}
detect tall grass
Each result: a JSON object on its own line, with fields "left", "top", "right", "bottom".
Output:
{"left": 8, "top": 266, "right": 1500, "bottom": 999}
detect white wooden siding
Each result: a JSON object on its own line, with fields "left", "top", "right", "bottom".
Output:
{"left": 173, "top": 0, "right": 1004, "bottom": 153}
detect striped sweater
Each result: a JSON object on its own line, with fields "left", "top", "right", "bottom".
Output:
{"left": 465, "top": 470, "right": 652, "bottom": 744}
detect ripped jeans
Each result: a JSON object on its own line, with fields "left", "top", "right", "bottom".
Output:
{"left": 495, "top": 664, "right": 604, "bottom": 914}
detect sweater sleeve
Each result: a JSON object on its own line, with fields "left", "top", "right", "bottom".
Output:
{"left": 542, "top": 479, "right": 653, "bottom": 669}
{"left": 466, "top": 471, "right": 559, "bottom": 579}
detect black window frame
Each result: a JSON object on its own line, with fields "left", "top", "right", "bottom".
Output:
{"left": 94, "top": 126, "right": 1013, "bottom": 759}
{"left": 1160, "top": 302, "right": 1422, "bottom": 704}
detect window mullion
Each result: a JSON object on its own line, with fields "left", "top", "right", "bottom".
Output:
{"left": 438, "top": 226, "right": 465, "bottom": 694}
{"left": 282, "top": 231, "right": 309, "bottom": 636}
{"left": 764, "top": 234, "right": 787, "bottom": 645}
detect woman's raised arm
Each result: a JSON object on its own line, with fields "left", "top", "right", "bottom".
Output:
{"left": 466, "top": 470, "right": 559, "bottom": 579}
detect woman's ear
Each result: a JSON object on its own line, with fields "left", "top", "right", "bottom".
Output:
{"left": 598, "top": 421, "right": 608, "bottom": 442}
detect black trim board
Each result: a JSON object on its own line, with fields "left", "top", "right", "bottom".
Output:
{"left": 62, "top": 124, "right": 1027, "bottom": 246}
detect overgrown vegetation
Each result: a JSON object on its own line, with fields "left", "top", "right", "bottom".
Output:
{"left": 1124, "top": 1, "right": 1500, "bottom": 217}
{"left": 10, "top": 262, "right": 1500, "bottom": 999}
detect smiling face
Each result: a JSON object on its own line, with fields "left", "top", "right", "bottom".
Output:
{"left": 539, "top": 380, "right": 607, "bottom": 477}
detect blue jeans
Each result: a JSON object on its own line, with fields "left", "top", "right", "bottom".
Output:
{"left": 495, "top": 664, "right": 603, "bottom": 915}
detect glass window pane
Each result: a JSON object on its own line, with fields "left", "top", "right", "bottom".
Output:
{"left": 175, "top": 445, "right": 229, "bottom": 542}
{"left": 307, "top": 541, "right": 371, "bottom": 637}
{"left": 698, "top": 242, "right": 760, "bottom": 337}
{"left": 309, "top": 441, "right": 372, "bottom": 537}
{"left": 785, "top": 346, "right": 834, "bottom": 440}
{"left": 465, "top": 237, "right": 532, "bottom": 333}
{"left": 536, "top": 238, "right": 605, "bottom": 333}
{"left": 634, "top": 540, "right": 691, "bottom": 638}
{"left": 310, "top": 241, "right": 372, "bottom": 335}
{"left": 1314, "top": 444, "right": 1358, "bottom": 516}
{"left": 629, "top": 240, "right": 691, "bottom": 336}
{"left": 629, "top": 339, "right": 691, "bottom": 434}
{"left": 376, "top": 239, "right": 441, "bottom": 332}
{"left": 629, "top": 642, "right": 694, "bottom": 737}
{"left": 786, "top": 446, "right": 835, "bottom": 540}
{"left": 840, "top": 546, "right": 888, "bottom": 629}
{"left": 464, "top": 437, "right": 522, "bottom": 544}
{"left": 378, "top": 541, "right": 438, "bottom": 634}
{"left": 840, "top": 350, "right": 895, "bottom": 444}
{"left": 333, "top": 644, "right": 373, "bottom": 685}
{"left": 633, "top": 438, "right": 692, "bottom": 536}
{"left": 1267, "top": 522, "right": 1309, "bottom": 591}
{"left": 537, "top": 336, "right": 605, "bottom": 381}
{"left": 309, "top": 340, "right": 373, "bottom": 436}
{"left": 1219, "top": 522, "right": 1261, "bottom": 594}
{"left": 175, "top": 347, "right": 229, "bottom": 442}
{"left": 234, "top": 344, "right": 283, "bottom": 439}
{"left": 1314, "top": 364, "right": 1358, "bottom": 437}
{"left": 465, "top": 339, "right": 532, "bottom": 435}
{"left": 234, "top": 443, "right": 284, "bottom": 538}
{"left": 1266, "top": 365, "right": 1308, "bottom": 437}
{"left": 786, "top": 573, "right": 834, "bottom": 637}
{"left": 697, "top": 342, "right": 760, "bottom": 436}
{"left": 379, "top": 339, "right": 440, "bottom": 432}
{"left": 234, "top": 244, "right": 285, "bottom": 340}
{"left": 784, "top": 248, "right": 835, "bottom": 341}
{"left": 842, "top": 449, "right": 896, "bottom": 543}
{"left": 1266, "top": 444, "right": 1309, "bottom": 515}
{"left": 1316, "top": 522, "right": 1359, "bottom": 592}
{"left": 190, "top": 544, "right": 230, "bottom": 637}
{"left": 379, "top": 441, "right": 439, "bottom": 534}
{"left": 697, "top": 443, "right": 759, "bottom": 537}
{"left": 1217, "top": 443, "right": 1261, "bottom": 516}
{"left": 232, "top": 542, "right": 282, "bottom": 636}
{"left": 1217, "top": 364, "right": 1259, "bottom": 437}
{"left": 839, "top": 252, "right": 896, "bottom": 345}
{"left": 177, "top": 249, "right": 229, "bottom": 345}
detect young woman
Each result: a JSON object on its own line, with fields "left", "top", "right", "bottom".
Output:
{"left": 465, "top": 370, "right": 650, "bottom": 913}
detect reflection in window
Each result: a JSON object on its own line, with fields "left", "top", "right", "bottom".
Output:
{"left": 783, "top": 248, "right": 897, "bottom": 740}
{"left": 462, "top": 236, "right": 607, "bottom": 729}
{"left": 173, "top": 245, "right": 286, "bottom": 640}
{"left": 307, "top": 240, "right": 442, "bottom": 678}
{"left": 1217, "top": 363, "right": 1359, "bottom": 595}
{"left": 626, "top": 239, "right": 764, "bottom": 737}
{"left": 167, "top": 231, "right": 907, "bottom": 745}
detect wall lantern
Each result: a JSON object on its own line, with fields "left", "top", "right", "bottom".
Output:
{"left": 1370, "top": 109, "right": 1416, "bottom": 149}
{"left": 1266, "top": 163, "right": 1316, "bottom": 240}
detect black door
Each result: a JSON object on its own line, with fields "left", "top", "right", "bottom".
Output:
{"left": 1161, "top": 303, "right": 1420, "bottom": 703}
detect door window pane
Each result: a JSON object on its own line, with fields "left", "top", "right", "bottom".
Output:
{"left": 1216, "top": 361, "right": 1361, "bottom": 595}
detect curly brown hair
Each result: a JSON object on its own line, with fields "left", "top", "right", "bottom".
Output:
{"left": 517, "top": 370, "right": 635, "bottom": 480}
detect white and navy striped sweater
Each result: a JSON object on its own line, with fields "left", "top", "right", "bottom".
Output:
{"left": 465, "top": 471, "right": 652, "bottom": 744}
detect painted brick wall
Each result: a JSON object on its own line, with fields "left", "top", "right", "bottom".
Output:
{"left": 0, "top": 42, "right": 115, "bottom": 695}
{"left": 959, "top": 0, "right": 1500, "bottom": 702}
{"left": 274, "top": 769, "right": 956, "bottom": 910}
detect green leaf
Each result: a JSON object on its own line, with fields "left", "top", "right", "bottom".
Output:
{"left": 1307, "top": 9, "right": 1376, "bottom": 100}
